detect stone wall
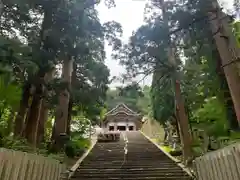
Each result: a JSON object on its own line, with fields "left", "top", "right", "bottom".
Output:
{"left": 141, "top": 118, "right": 165, "bottom": 142}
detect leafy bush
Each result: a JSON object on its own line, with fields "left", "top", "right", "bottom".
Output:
{"left": 193, "top": 97, "right": 228, "bottom": 137}
{"left": 1, "top": 137, "right": 32, "bottom": 151}
{"left": 65, "top": 138, "right": 90, "bottom": 158}
{"left": 0, "top": 136, "right": 50, "bottom": 154}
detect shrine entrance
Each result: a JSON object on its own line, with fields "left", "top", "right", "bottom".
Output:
{"left": 102, "top": 103, "right": 142, "bottom": 132}
{"left": 109, "top": 126, "right": 114, "bottom": 131}
{"left": 129, "top": 126, "right": 134, "bottom": 131}
{"left": 117, "top": 126, "right": 126, "bottom": 131}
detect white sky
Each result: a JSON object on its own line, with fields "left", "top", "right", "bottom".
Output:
{"left": 97, "top": 0, "right": 234, "bottom": 88}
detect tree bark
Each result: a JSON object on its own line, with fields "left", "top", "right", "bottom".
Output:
{"left": 25, "top": 66, "right": 55, "bottom": 146}
{"left": 37, "top": 68, "right": 55, "bottom": 145}
{"left": 174, "top": 80, "right": 192, "bottom": 163}
{"left": 214, "top": 48, "right": 239, "bottom": 129}
{"left": 66, "top": 62, "right": 77, "bottom": 136}
{"left": 14, "top": 82, "right": 31, "bottom": 137}
{"left": 67, "top": 99, "right": 73, "bottom": 136}
{"left": 172, "top": 114, "right": 181, "bottom": 143}
{"left": 54, "top": 57, "right": 73, "bottom": 150}
{"left": 208, "top": 1, "right": 240, "bottom": 125}
{"left": 24, "top": 79, "right": 44, "bottom": 146}
{"left": 37, "top": 100, "right": 49, "bottom": 145}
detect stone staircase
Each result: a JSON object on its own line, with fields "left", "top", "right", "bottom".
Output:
{"left": 71, "top": 131, "right": 193, "bottom": 180}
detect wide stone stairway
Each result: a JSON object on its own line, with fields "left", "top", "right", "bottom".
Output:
{"left": 71, "top": 131, "right": 193, "bottom": 180}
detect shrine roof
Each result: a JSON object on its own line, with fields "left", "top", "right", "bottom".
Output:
{"left": 106, "top": 110, "right": 141, "bottom": 116}
{"left": 105, "top": 103, "right": 139, "bottom": 116}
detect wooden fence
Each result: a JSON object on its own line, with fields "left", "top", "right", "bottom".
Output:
{"left": 194, "top": 143, "right": 240, "bottom": 180}
{"left": 0, "top": 148, "right": 66, "bottom": 180}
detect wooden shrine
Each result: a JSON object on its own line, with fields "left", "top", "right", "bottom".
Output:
{"left": 102, "top": 103, "right": 142, "bottom": 131}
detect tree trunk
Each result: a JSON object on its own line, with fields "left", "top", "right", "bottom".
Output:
{"left": 25, "top": 65, "right": 55, "bottom": 146}
{"left": 172, "top": 114, "right": 181, "bottom": 143}
{"left": 215, "top": 48, "right": 239, "bottom": 129}
{"left": 37, "top": 100, "right": 49, "bottom": 145}
{"left": 54, "top": 57, "right": 73, "bottom": 150}
{"left": 66, "top": 62, "right": 76, "bottom": 136}
{"left": 67, "top": 99, "right": 73, "bottom": 136}
{"left": 174, "top": 80, "right": 192, "bottom": 163}
{"left": 159, "top": 0, "right": 192, "bottom": 163}
{"left": 24, "top": 80, "right": 44, "bottom": 146}
{"left": 20, "top": 2, "right": 54, "bottom": 144}
{"left": 208, "top": 1, "right": 240, "bottom": 125}
{"left": 37, "top": 68, "right": 55, "bottom": 145}
{"left": 14, "top": 82, "right": 31, "bottom": 137}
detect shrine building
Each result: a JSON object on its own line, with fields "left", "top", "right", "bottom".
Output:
{"left": 102, "top": 103, "right": 143, "bottom": 131}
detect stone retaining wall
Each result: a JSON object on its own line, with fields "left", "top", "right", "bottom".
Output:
{"left": 141, "top": 118, "right": 165, "bottom": 142}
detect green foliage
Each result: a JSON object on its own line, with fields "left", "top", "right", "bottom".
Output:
{"left": 193, "top": 97, "right": 228, "bottom": 137}
{"left": 106, "top": 84, "right": 150, "bottom": 113}
{"left": 112, "top": 0, "right": 240, "bottom": 154}
{"left": 151, "top": 67, "right": 175, "bottom": 124}
{"left": 0, "top": 73, "right": 22, "bottom": 109}
{"left": 71, "top": 115, "right": 91, "bottom": 136}
{"left": 136, "top": 86, "right": 152, "bottom": 115}
{"left": 0, "top": 0, "right": 123, "bottom": 156}
{"left": 0, "top": 136, "right": 48, "bottom": 153}
{"left": 232, "top": 21, "right": 240, "bottom": 47}
{"left": 65, "top": 138, "right": 90, "bottom": 158}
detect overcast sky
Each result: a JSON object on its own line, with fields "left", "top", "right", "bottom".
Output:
{"left": 96, "top": 0, "right": 234, "bottom": 88}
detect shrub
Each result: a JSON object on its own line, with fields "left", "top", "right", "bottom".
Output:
{"left": 65, "top": 138, "right": 90, "bottom": 158}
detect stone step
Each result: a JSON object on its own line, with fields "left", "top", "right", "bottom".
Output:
{"left": 81, "top": 162, "right": 179, "bottom": 167}
{"left": 72, "top": 173, "right": 190, "bottom": 178}
{"left": 71, "top": 177, "right": 192, "bottom": 180}
{"left": 70, "top": 131, "right": 192, "bottom": 180}
{"left": 77, "top": 167, "right": 184, "bottom": 171}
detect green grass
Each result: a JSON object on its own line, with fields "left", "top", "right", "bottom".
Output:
{"left": 150, "top": 138, "right": 173, "bottom": 153}
{"left": 161, "top": 145, "right": 173, "bottom": 153}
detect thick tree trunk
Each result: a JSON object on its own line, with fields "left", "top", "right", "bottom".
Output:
{"left": 25, "top": 66, "right": 55, "bottom": 146}
{"left": 67, "top": 99, "right": 73, "bottom": 136}
{"left": 14, "top": 82, "right": 31, "bottom": 137}
{"left": 215, "top": 48, "right": 239, "bottom": 129}
{"left": 208, "top": 1, "right": 240, "bottom": 125}
{"left": 174, "top": 80, "right": 192, "bottom": 163}
{"left": 24, "top": 80, "right": 44, "bottom": 146}
{"left": 21, "top": 2, "right": 54, "bottom": 144}
{"left": 37, "top": 100, "right": 49, "bottom": 145}
{"left": 66, "top": 63, "right": 76, "bottom": 136}
{"left": 54, "top": 58, "right": 73, "bottom": 150}
{"left": 172, "top": 114, "right": 181, "bottom": 143}
{"left": 37, "top": 68, "right": 55, "bottom": 145}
